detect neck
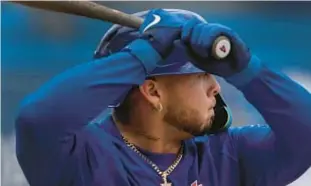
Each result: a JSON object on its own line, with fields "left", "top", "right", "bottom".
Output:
{"left": 112, "top": 114, "right": 182, "bottom": 154}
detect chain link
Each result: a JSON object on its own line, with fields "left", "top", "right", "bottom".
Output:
{"left": 122, "top": 136, "right": 184, "bottom": 181}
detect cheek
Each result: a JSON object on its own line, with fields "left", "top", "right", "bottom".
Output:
{"left": 189, "top": 84, "right": 210, "bottom": 107}
{"left": 178, "top": 90, "right": 211, "bottom": 120}
{"left": 188, "top": 93, "right": 208, "bottom": 108}
{"left": 166, "top": 79, "right": 212, "bottom": 111}
{"left": 187, "top": 84, "right": 215, "bottom": 117}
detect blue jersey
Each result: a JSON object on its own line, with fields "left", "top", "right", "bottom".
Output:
{"left": 15, "top": 41, "right": 311, "bottom": 186}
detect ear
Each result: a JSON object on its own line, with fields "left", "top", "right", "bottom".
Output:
{"left": 139, "top": 79, "right": 163, "bottom": 107}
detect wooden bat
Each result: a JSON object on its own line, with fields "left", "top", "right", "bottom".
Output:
{"left": 13, "top": 1, "right": 230, "bottom": 59}
{"left": 13, "top": 1, "right": 143, "bottom": 28}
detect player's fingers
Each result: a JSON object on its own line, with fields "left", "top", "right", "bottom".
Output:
{"left": 199, "top": 23, "right": 232, "bottom": 55}
{"left": 181, "top": 19, "right": 200, "bottom": 43}
{"left": 192, "top": 23, "right": 210, "bottom": 58}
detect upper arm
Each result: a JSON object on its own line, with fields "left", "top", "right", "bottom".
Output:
{"left": 226, "top": 57, "right": 311, "bottom": 185}
{"left": 15, "top": 108, "right": 82, "bottom": 186}
{"left": 15, "top": 113, "right": 129, "bottom": 186}
{"left": 231, "top": 125, "right": 311, "bottom": 186}
{"left": 14, "top": 53, "right": 136, "bottom": 184}
{"left": 16, "top": 39, "right": 160, "bottom": 139}
{"left": 15, "top": 40, "right": 161, "bottom": 185}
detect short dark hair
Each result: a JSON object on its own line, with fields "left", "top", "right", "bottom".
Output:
{"left": 114, "top": 86, "right": 138, "bottom": 124}
{"left": 114, "top": 77, "right": 156, "bottom": 124}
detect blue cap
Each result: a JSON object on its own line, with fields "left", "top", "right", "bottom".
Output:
{"left": 93, "top": 9, "right": 232, "bottom": 135}
{"left": 94, "top": 9, "right": 206, "bottom": 77}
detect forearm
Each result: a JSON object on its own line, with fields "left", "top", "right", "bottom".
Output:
{"left": 17, "top": 39, "right": 161, "bottom": 134}
{"left": 239, "top": 62, "right": 311, "bottom": 150}
{"left": 228, "top": 56, "right": 311, "bottom": 175}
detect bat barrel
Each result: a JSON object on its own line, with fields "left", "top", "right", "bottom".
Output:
{"left": 14, "top": 1, "right": 144, "bottom": 28}
{"left": 13, "top": 1, "right": 230, "bottom": 59}
{"left": 71, "top": 1, "right": 143, "bottom": 28}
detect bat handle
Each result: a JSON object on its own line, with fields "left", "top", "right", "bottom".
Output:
{"left": 212, "top": 36, "right": 231, "bottom": 59}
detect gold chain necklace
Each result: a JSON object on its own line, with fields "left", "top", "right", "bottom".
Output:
{"left": 122, "top": 136, "right": 184, "bottom": 186}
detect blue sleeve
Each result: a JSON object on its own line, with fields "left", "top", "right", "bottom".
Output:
{"left": 15, "top": 39, "right": 161, "bottom": 185}
{"left": 227, "top": 56, "right": 311, "bottom": 185}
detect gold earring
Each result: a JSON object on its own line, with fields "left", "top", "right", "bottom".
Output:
{"left": 156, "top": 103, "right": 163, "bottom": 112}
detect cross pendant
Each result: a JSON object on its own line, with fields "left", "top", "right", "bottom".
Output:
{"left": 160, "top": 173, "right": 172, "bottom": 186}
{"left": 160, "top": 182, "right": 172, "bottom": 186}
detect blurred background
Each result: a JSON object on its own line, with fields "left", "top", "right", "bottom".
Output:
{"left": 1, "top": 1, "right": 311, "bottom": 186}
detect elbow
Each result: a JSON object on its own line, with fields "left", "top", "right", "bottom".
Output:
{"left": 15, "top": 95, "right": 41, "bottom": 135}
{"left": 15, "top": 101, "right": 38, "bottom": 177}
{"left": 15, "top": 99, "right": 39, "bottom": 156}
{"left": 15, "top": 97, "right": 51, "bottom": 183}
{"left": 15, "top": 92, "right": 48, "bottom": 161}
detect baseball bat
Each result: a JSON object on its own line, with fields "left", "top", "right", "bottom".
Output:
{"left": 13, "top": 1, "right": 231, "bottom": 59}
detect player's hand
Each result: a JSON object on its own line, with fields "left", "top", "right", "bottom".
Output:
{"left": 181, "top": 20, "right": 251, "bottom": 77}
{"left": 138, "top": 9, "right": 184, "bottom": 58}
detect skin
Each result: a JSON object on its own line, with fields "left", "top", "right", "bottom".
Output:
{"left": 113, "top": 72, "right": 221, "bottom": 154}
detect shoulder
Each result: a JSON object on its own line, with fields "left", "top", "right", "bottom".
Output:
{"left": 191, "top": 124, "right": 273, "bottom": 154}
{"left": 83, "top": 116, "right": 123, "bottom": 150}
{"left": 228, "top": 124, "right": 274, "bottom": 147}
{"left": 191, "top": 130, "right": 237, "bottom": 160}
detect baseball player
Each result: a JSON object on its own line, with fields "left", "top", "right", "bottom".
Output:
{"left": 15, "top": 9, "right": 311, "bottom": 186}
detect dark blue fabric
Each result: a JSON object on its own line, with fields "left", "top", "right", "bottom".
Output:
{"left": 138, "top": 9, "right": 186, "bottom": 58}
{"left": 181, "top": 21, "right": 251, "bottom": 78}
{"left": 15, "top": 43, "right": 311, "bottom": 185}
